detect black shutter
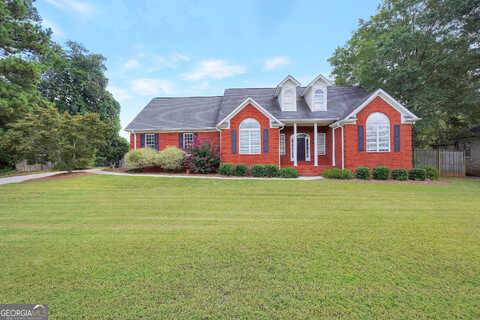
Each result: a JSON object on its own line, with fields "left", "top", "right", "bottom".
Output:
{"left": 394, "top": 125, "right": 400, "bottom": 152}
{"left": 178, "top": 133, "right": 184, "bottom": 149}
{"left": 231, "top": 129, "right": 237, "bottom": 154}
{"left": 155, "top": 133, "right": 159, "bottom": 150}
{"left": 358, "top": 125, "right": 364, "bottom": 152}
{"left": 194, "top": 133, "right": 198, "bottom": 144}
{"left": 263, "top": 129, "right": 269, "bottom": 153}
{"left": 140, "top": 134, "right": 145, "bottom": 148}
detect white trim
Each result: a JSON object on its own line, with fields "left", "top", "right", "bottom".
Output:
{"left": 302, "top": 74, "right": 333, "bottom": 96}
{"left": 314, "top": 123, "right": 318, "bottom": 166}
{"left": 330, "top": 89, "right": 420, "bottom": 127}
{"left": 290, "top": 133, "right": 310, "bottom": 162}
{"left": 216, "top": 97, "right": 283, "bottom": 129}
{"left": 293, "top": 123, "right": 297, "bottom": 167}
{"left": 279, "top": 133, "right": 286, "bottom": 156}
{"left": 341, "top": 126, "right": 344, "bottom": 170}
{"left": 366, "top": 112, "right": 391, "bottom": 152}
{"left": 238, "top": 118, "right": 261, "bottom": 155}
{"left": 332, "top": 127, "right": 335, "bottom": 166}
{"left": 134, "top": 132, "right": 137, "bottom": 150}
{"left": 145, "top": 133, "right": 156, "bottom": 149}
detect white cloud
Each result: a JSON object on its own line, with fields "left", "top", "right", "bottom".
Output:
{"left": 131, "top": 79, "right": 175, "bottom": 96}
{"left": 108, "top": 86, "right": 131, "bottom": 102}
{"left": 42, "top": 18, "right": 64, "bottom": 37}
{"left": 264, "top": 56, "right": 291, "bottom": 70}
{"left": 147, "top": 53, "right": 190, "bottom": 72}
{"left": 182, "top": 60, "right": 246, "bottom": 81}
{"left": 124, "top": 59, "right": 140, "bottom": 70}
{"left": 45, "top": 0, "right": 94, "bottom": 16}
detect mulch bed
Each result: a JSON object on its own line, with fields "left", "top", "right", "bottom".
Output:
{"left": 319, "top": 178, "right": 450, "bottom": 185}
{"left": 24, "top": 172, "right": 95, "bottom": 183}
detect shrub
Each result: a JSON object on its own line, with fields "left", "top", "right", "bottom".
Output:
{"left": 419, "top": 165, "right": 439, "bottom": 180}
{"left": 408, "top": 168, "right": 426, "bottom": 181}
{"left": 235, "top": 163, "right": 248, "bottom": 176}
{"left": 322, "top": 168, "right": 342, "bottom": 179}
{"left": 373, "top": 166, "right": 390, "bottom": 180}
{"left": 250, "top": 164, "right": 265, "bottom": 177}
{"left": 264, "top": 164, "right": 279, "bottom": 177}
{"left": 355, "top": 167, "right": 371, "bottom": 180}
{"left": 156, "top": 146, "right": 185, "bottom": 171}
{"left": 219, "top": 163, "right": 234, "bottom": 176}
{"left": 183, "top": 139, "right": 220, "bottom": 174}
{"left": 125, "top": 148, "right": 158, "bottom": 169}
{"left": 391, "top": 168, "right": 408, "bottom": 181}
{"left": 340, "top": 169, "right": 354, "bottom": 179}
{"left": 279, "top": 167, "right": 299, "bottom": 178}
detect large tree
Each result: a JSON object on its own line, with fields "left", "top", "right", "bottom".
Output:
{"left": 329, "top": 0, "right": 480, "bottom": 147}
{"left": 0, "top": 0, "right": 52, "bottom": 168}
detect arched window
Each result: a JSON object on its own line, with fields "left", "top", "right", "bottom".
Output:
{"left": 239, "top": 118, "right": 261, "bottom": 154}
{"left": 313, "top": 89, "right": 324, "bottom": 108}
{"left": 366, "top": 112, "right": 390, "bottom": 152}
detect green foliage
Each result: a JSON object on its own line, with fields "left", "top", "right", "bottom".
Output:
{"left": 250, "top": 164, "right": 265, "bottom": 177}
{"left": 373, "top": 166, "right": 390, "bottom": 180}
{"left": 279, "top": 167, "right": 299, "bottom": 178}
{"left": 157, "top": 146, "right": 184, "bottom": 171}
{"left": 264, "top": 164, "right": 279, "bottom": 177}
{"left": 234, "top": 163, "right": 248, "bottom": 177}
{"left": 324, "top": 168, "right": 354, "bottom": 179}
{"left": 95, "top": 134, "right": 130, "bottom": 168}
{"left": 183, "top": 139, "right": 220, "bottom": 174}
{"left": 392, "top": 168, "right": 408, "bottom": 181}
{"left": 409, "top": 168, "right": 427, "bottom": 181}
{"left": 218, "top": 163, "right": 234, "bottom": 176}
{"left": 419, "top": 165, "right": 439, "bottom": 180}
{"left": 355, "top": 167, "right": 371, "bottom": 180}
{"left": 328, "top": 0, "right": 480, "bottom": 147}
{"left": 125, "top": 148, "right": 159, "bottom": 169}
{"left": 340, "top": 169, "right": 354, "bottom": 179}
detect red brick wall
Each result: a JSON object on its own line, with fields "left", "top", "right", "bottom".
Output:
{"left": 280, "top": 126, "right": 331, "bottom": 166}
{"left": 129, "top": 131, "right": 219, "bottom": 151}
{"left": 343, "top": 96, "right": 413, "bottom": 170}
{"left": 220, "top": 104, "right": 279, "bottom": 166}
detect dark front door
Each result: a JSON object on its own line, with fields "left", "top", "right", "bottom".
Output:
{"left": 297, "top": 137, "right": 306, "bottom": 161}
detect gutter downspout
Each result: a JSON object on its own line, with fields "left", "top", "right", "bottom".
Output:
{"left": 133, "top": 131, "right": 137, "bottom": 150}
{"left": 278, "top": 125, "right": 284, "bottom": 168}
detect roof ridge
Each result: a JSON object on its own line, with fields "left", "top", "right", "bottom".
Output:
{"left": 152, "top": 96, "right": 223, "bottom": 99}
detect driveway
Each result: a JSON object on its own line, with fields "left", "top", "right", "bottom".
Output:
{"left": 0, "top": 172, "right": 64, "bottom": 185}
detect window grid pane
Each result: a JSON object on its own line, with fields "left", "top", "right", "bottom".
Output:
{"left": 184, "top": 133, "right": 194, "bottom": 152}
{"left": 280, "top": 134, "right": 286, "bottom": 155}
{"left": 145, "top": 134, "right": 156, "bottom": 149}
{"left": 366, "top": 112, "right": 390, "bottom": 152}
{"left": 239, "top": 118, "right": 261, "bottom": 154}
{"left": 317, "top": 133, "right": 326, "bottom": 155}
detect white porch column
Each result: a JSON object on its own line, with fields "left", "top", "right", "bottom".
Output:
{"left": 341, "top": 126, "right": 344, "bottom": 170}
{"left": 133, "top": 132, "right": 137, "bottom": 150}
{"left": 332, "top": 127, "right": 336, "bottom": 166}
{"left": 293, "top": 122, "right": 298, "bottom": 167}
{"left": 314, "top": 123, "right": 318, "bottom": 166}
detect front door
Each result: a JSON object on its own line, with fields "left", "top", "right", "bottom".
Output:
{"left": 297, "top": 137, "right": 306, "bottom": 161}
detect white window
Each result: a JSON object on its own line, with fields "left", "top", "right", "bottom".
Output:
{"left": 283, "top": 88, "right": 295, "bottom": 110}
{"left": 317, "top": 132, "right": 326, "bottom": 155}
{"left": 239, "top": 118, "right": 261, "bottom": 154}
{"left": 183, "top": 133, "right": 195, "bottom": 153}
{"left": 313, "top": 89, "right": 324, "bottom": 109}
{"left": 366, "top": 112, "right": 390, "bottom": 152}
{"left": 145, "top": 133, "right": 156, "bottom": 149}
{"left": 280, "top": 134, "right": 286, "bottom": 155}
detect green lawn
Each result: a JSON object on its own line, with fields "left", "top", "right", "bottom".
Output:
{"left": 1, "top": 175, "right": 479, "bottom": 319}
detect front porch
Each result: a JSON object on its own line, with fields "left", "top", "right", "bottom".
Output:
{"left": 280, "top": 122, "right": 337, "bottom": 176}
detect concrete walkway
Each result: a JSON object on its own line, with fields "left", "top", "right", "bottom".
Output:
{"left": 0, "top": 171, "right": 65, "bottom": 185}
{"left": 88, "top": 169, "right": 323, "bottom": 181}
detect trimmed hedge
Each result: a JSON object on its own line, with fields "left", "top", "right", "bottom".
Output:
{"left": 391, "top": 168, "right": 408, "bottom": 181}
{"left": 250, "top": 164, "right": 265, "bottom": 177}
{"left": 235, "top": 163, "right": 248, "bottom": 176}
{"left": 156, "top": 146, "right": 185, "bottom": 171}
{"left": 323, "top": 168, "right": 353, "bottom": 179}
{"left": 340, "top": 169, "right": 354, "bottom": 179}
{"left": 279, "top": 167, "right": 299, "bottom": 178}
{"left": 125, "top": 148, "right": 159, "bottom": 169}
{"left": 408, "top": 168, "right": 426, "bottom": 181}
{"left": 219, "top": 163, "right": 234, "bottom": 176}
{"left": 355, "top": 167, "right": 371, "bottom": 180}
{"left": 264, "top": 164, "right": 279, "bottom": 177}
{"left": 373, "top": 166, "right": 390, "bottom": 180}
{"left": 419, "top": 165, "right": 439, "bottom": 180}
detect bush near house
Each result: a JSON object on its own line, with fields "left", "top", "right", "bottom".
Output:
{"left": 183, "top": 139, "right": 220, "bottom": 174}
{"left": 218, "top": 163, "right": 234, "bottom": 176}
{"left": 279, "top": 167, "right": 299, "bottom": 178}
{"left": 125, "top": 148, "right": 159, "bottom": 169}
{"left": 235, "top": 163, "right": 248, "bottom": 176}
{"left": 340, "top": 169, "right": 354, "bottom": 179}
{"left": 355, "top": 167, "right": 371, "bottom": 180}
{"left": 409, "top": 168, "right": 427, "bottom": 181}
{"left": 264, "top": 164, "right": 279, "bottom": 177}
{"left": 157, "top": 146, "right": 185, "bottom": 171}
{"left": 322, "top": 168, "right": 353, "bottom": 179}
{"left": 373, "top": 166, "right": 390, "bottom": 180}
{"left": 391, "top": 168, "right": 408, "bottom": 181}
{"left": 420, "top": 165, "right": 439, "bottom": 180}
{"left": 250, "top": 164, "right": 265, "bottom": 177}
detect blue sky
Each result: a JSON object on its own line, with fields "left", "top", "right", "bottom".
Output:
{"left": 36, "top": 0, "right": 381, "bottom": 139}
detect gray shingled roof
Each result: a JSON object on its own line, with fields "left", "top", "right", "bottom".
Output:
{"left": 125, "top": 86, "right": 371, "bottom": 131}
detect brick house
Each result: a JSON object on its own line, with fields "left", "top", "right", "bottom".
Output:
{"left": 126, "top": 74, "right": 420, "bottom": 176}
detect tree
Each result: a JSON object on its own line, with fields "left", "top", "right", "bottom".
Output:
{"left": 329, "top": 0, "right": 480, "bottom": 147}
{"left": 0, "top": 0, "right": 52, "bottom": 168}
{"left": 95, "top": 133, "right": 130, "bottom": 167}
{"left": 4, "top": 106, "right": 110, "bottom": 171}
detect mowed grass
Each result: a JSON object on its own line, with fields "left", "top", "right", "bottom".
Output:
{"left": 0, "top": 175, "right": 479, "bottom": 319}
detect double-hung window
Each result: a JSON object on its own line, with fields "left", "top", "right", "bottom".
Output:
{"left": 145, "top": 133, "right": 156, "bottom": 149}
{"left": 280, "top": 134, "right": 286, "bottom": 155}
{"left": 239, "top": 118, "right": 261, "bottom": 154}
{"left": 366, "top": 112, "right": 390, "bottom": 152}
{"left": 183, "top": 133, "right": 195, "bottom": 153}
{"left": 317, "top": 132, "right": 326, "bottom": 155}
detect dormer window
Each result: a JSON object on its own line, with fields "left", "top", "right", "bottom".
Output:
{"left": 275, "top": 75, "right": 300, "bottom": 111}
{"left": 283, "top": 88, "right": 295, "bottom": 110}
{"left": 313, "top": 89, "right": 324, "bottom": 109}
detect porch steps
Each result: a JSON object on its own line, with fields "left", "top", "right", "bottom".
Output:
{"left": 282, "top": 165, "right": 332, "bottom": 176}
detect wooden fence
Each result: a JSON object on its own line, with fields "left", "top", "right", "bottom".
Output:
{"left": 414, "top": 150, "right": 465, "bottom": 177}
